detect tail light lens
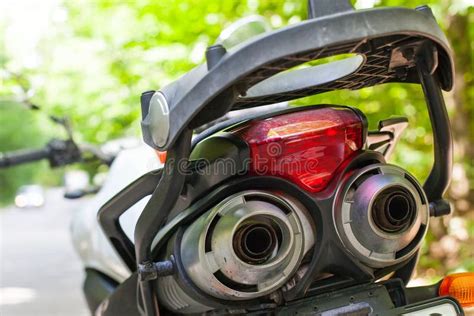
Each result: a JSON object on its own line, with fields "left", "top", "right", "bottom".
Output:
{"left": 230, "top": 107, "right": 364, "bottom": 192}
{"left": 439, "top": 272, "right": 474, "bottom": 308}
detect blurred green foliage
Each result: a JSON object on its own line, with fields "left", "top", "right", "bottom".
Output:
{"left": 0, "top": 0, "right": 472, "bottom": 279}
{"left": 0, "top": 101, "right": 46, "bottom": 201}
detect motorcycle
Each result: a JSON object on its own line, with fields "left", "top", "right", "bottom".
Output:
{"left": 2, "top": 0, "right": 473, "bottom": 315}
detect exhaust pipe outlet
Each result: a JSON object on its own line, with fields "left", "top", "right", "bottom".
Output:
{"left": 156, "top": 190, "right": 315, "bottom": 314}
{"left": 233, "top": 218, "right": 280, "bottom": 265}
{"left": 371, "top": 186, "right": 416, "bottom": 234}
{"left": 334, "top": 164, "right": 429, "bottom": 268}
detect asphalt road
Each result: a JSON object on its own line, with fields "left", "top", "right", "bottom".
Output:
{"left": 0, "top": 188, "right": 90, "bottom": 316}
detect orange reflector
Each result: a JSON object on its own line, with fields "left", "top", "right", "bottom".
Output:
{"left": 439, "top": 272, "right": 474, "bottom": 308}
{"left": 155, "top": 151, "right": 167, "bottom": 164}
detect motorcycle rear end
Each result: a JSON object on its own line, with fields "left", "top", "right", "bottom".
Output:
{"left": 90, "top": 0, "right": 473, "bottom": 315}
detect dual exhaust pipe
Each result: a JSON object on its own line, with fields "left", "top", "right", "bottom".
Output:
{"left": 156, "top": 164, "right": 429, "bottom": 314}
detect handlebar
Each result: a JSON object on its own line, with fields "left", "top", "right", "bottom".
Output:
{"left": 0, "top": 139, "right": 118, "bottom": 170}
{"left": 0, "top": 139, "right": 82, "bottom": 169}
{"left": 0, "top": 147, "right": 51, "bottom": 168}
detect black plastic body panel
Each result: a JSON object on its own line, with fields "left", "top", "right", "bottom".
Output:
{"left": 83, "top": 268, "right": 119, "bottom": 314}
{"left": 96, "top": 273, "right": 141, "bottom": 316}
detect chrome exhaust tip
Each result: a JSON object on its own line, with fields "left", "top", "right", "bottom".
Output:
{"left": 334, "top": 164, "right": 429, "bottom": 268}
{"left": 157, "top": 190, "right": 315, "bottom": 314}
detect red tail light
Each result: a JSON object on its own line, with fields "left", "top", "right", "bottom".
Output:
{"left": 230, "top": 107, "right": 364, "bottom": 192}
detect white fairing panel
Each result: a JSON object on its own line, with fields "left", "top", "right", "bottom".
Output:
{"left": 71, "top": 144, "right": 162, "bottom": 282}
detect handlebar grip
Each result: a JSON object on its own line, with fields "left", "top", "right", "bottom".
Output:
{"left": 0, "top": 147, "right": 50, "bottom": 168}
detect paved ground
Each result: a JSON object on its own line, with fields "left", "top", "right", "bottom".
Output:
{"left": 0, "top": 188, "right": 90, "bottom": 316}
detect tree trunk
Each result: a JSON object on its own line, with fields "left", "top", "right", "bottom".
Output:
{"left": 445, "top": 11, "right": 474, "bottom": 214}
